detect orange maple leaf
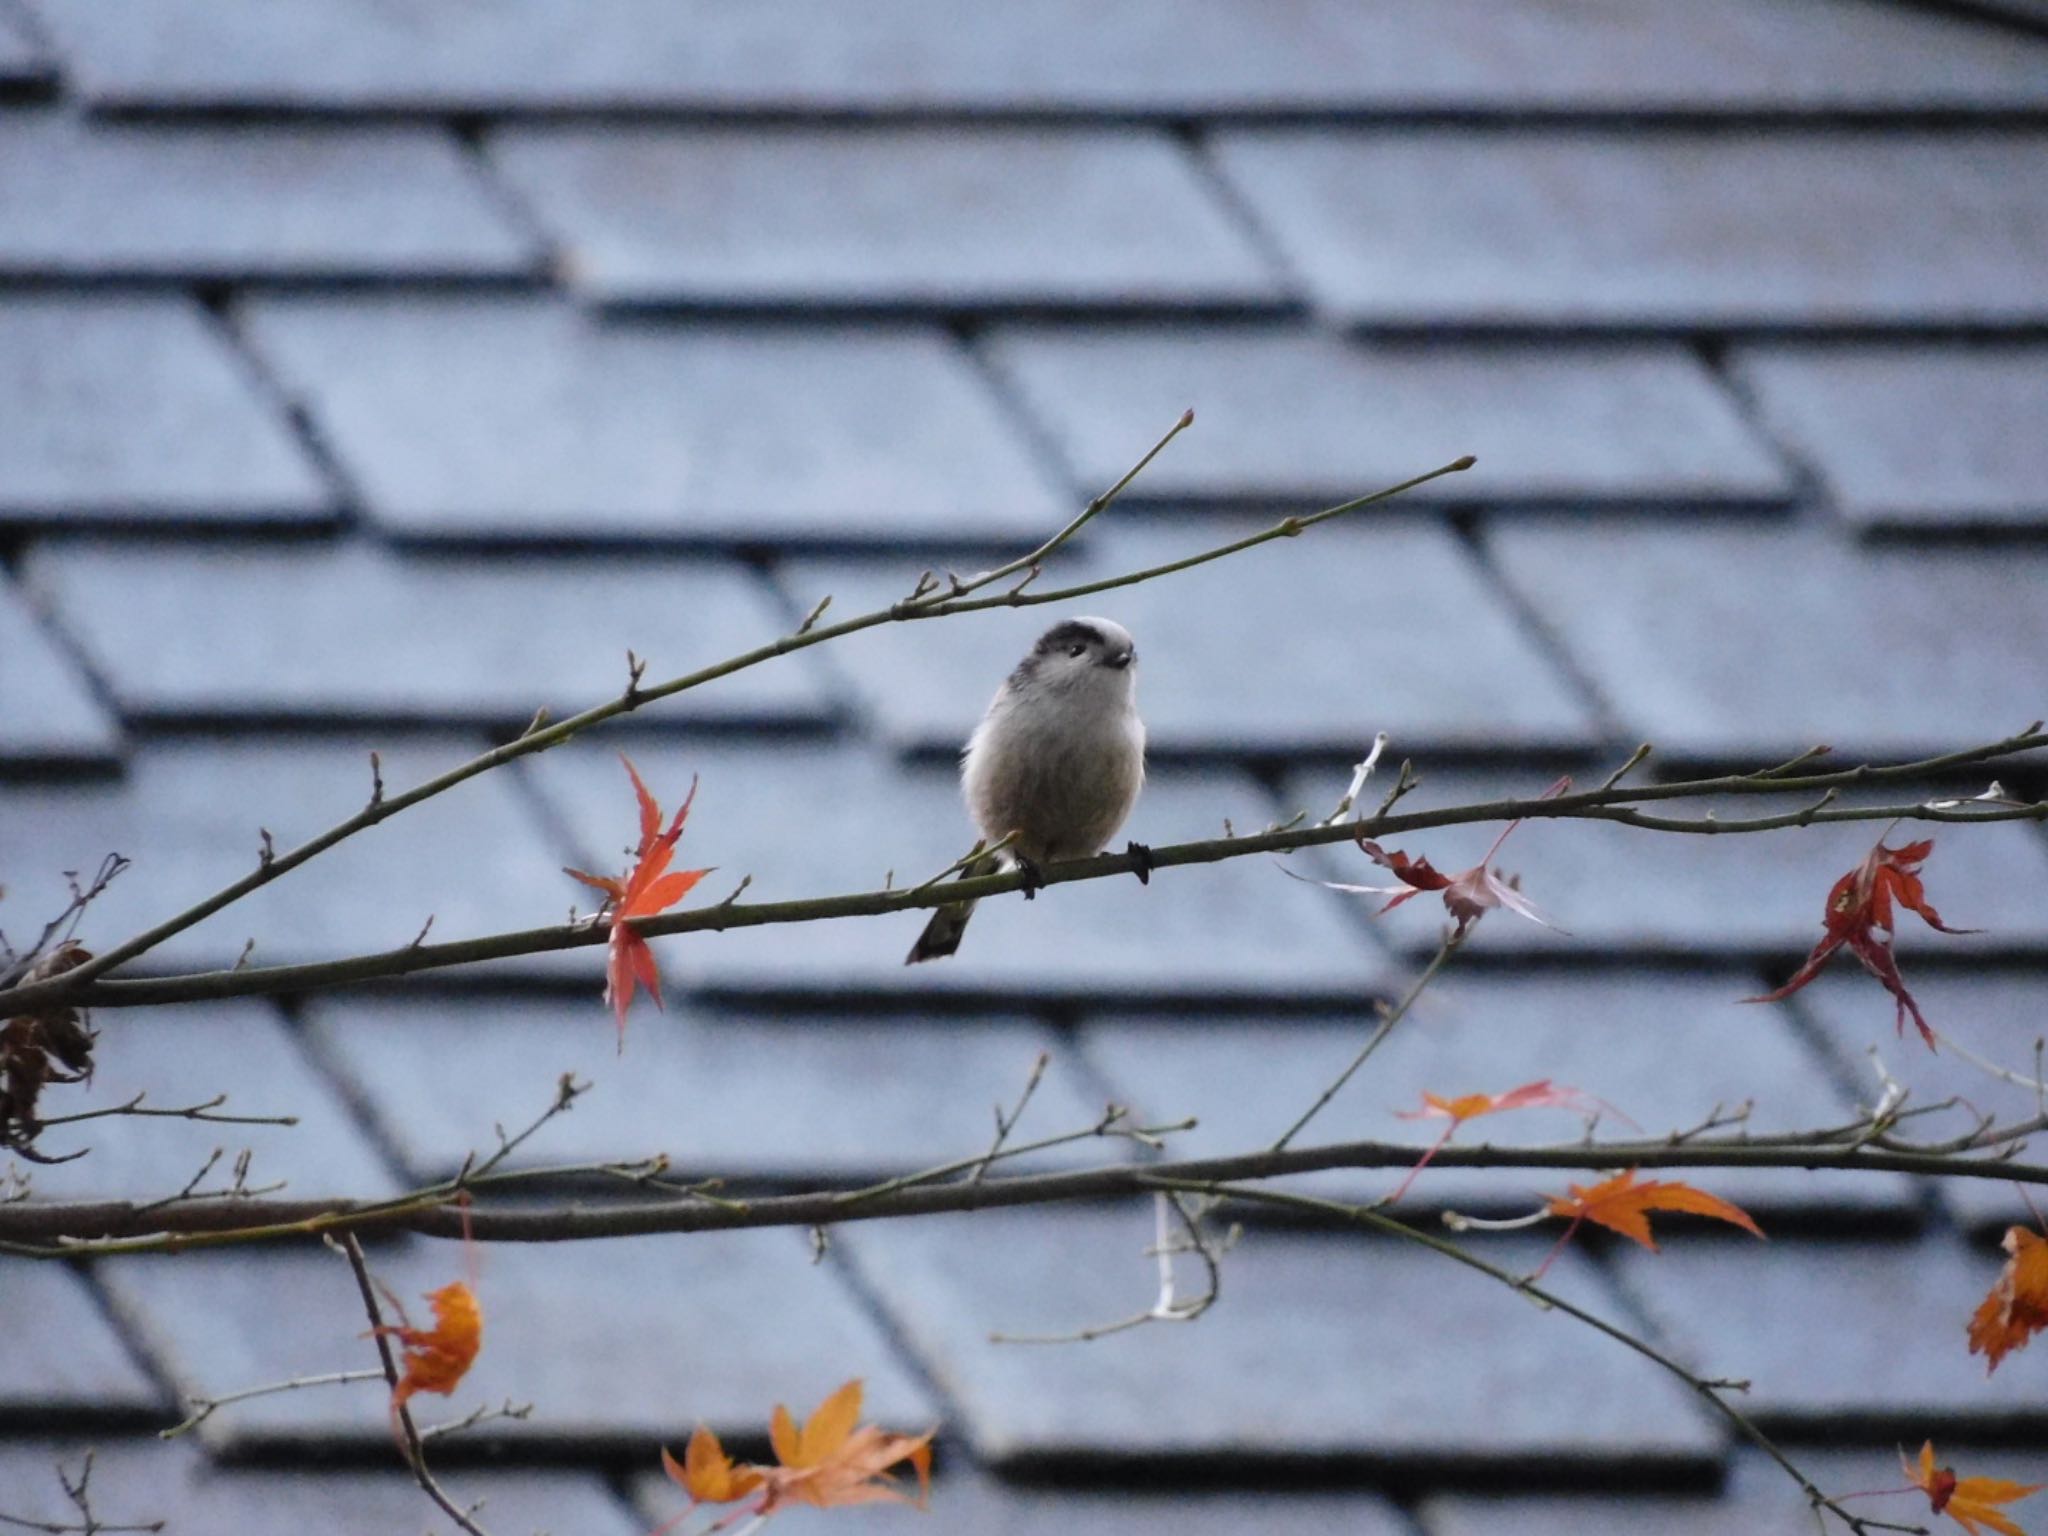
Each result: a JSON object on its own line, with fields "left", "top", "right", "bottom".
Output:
{"left": 651, "top": 1380, "right": 934, "bottom": 1533}
{"left": 1540, "top": 1168, "right": 1763, "bottom": 1271}
{"left": 1905, "top": 1439, "right": 2044, "bottom": 1536}
{"left": 1969, "top": 1226, "right": 2048, "bottom": 1374}
{"left": 1745, "top": 835, "right": 1974, "bottom": 1049}
{"left": 660, "top": 1423, "right": 765, "bottom": 1507}
{"left": 1385, "top": 1080, "right": 1622, "bottom": 1204}
{"left": 372, "top": 1280, "right": 482, "bottom": 1417}
{"left": 759, "top": 1379, "right": 934, "bottom": 1513}
{"left": 565, "top": 755, "right": 712, "bottom": 1043}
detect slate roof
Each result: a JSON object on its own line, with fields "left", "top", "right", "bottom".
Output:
{"left": 2, "top": 4, "right": 2047, "bottom": 1533}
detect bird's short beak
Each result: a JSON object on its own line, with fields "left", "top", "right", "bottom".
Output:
{"left": 1106, "top": 649, "right": 1135, "bottom": 671}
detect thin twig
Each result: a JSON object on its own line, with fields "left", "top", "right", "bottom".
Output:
{"left": 1271, "top": 931, "right": 1464, "bottom": 1152}
{"left": 970, "top": 1051, "right": 1050, "bottom": 1185}
{"left": 990, "top": 1189, "right": 1229, "bottom": 1344}
{"left": 1599, "top": 743, "right": 1654, "bottom": 792}
{"left": 35, "top": 1093, "right": 297, "bottom": 1131}
{"left": 416, "top": 1398, "right": 535, "bottom": 1443}
{"left": 1322, "top": 732, "right": 1390, "bottom": 825}
{"left": 0, "top": 854, "right": 130, "bottom": 990}
{"left": 0, "top": 1451, "right": 163, "bottom": 1536}
{"left": 159, "top": 1367, "right": 385, "bottom": 1440}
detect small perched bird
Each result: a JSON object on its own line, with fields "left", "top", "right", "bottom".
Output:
{"left": 906, "top": 617, "right": 1147, "bottom": 964}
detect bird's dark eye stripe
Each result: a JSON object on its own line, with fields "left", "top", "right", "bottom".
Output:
{"left": 1037, "top": 620, "right": 1104, "bottom": 653}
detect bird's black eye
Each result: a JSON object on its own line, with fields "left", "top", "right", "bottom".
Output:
{"left": 1068, "top": 643, "right": 1087, "bottom": 658}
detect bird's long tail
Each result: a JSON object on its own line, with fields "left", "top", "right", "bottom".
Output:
{"left": 904, "top": 854, "right": 1000, "bottom": 965}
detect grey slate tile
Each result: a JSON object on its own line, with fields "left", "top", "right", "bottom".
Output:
{"left": 9, "top": 999, "right": 398, "bottom": 1205}
{"left": 0, "top": 5, "right": 47, "bottom": 85}
{"left": 634, "top": 1466, "right": 1411, "bottom": 1536}
{"left": 1277, "top": 764, "right": 2048, "bottom": 957}
{"left": 0, "top": 735, "right": 569, "bottom": 974}
{"left": 778, "top": 521, "right": 1597, "bottom": 757}
{"left": 304, "top": 992, "right": 1113, "bottom": 1183}
{"left": 0, "top": 296, "right": 333, "bottom": 527}
{"left": 27, "top": 539, "right": 831, "bottom": 727}
{"left": 1613, "top": 1233, "right": 2048, "bottom": 1428}
{"left": 240, "top": 296, "right": 1067, "bottom": 544}
{"left": 844, "top": 1206, "right": 1718, "bottom": 1468}
{"left": 0, "top": 572, "right": 119, "bottom": 765}
{"left": 0, "top": 1438, "right": 643, "bottom": 1535}
{"left": 36, "top": 0, "right": 2048, "bottom": 114}
{"left": 1423, "top": 1444, "right": 2048, "bottom": 1536}
{"left": 1080, "top": 968, "right": 1912, "bottom": 1221}
{"left": 1213, "top": 129, "right": 2048, "bottom": 328}
{"left": 1485, "top": 519, "right": 2048, "bottom": 760}
{"left": 488, "top": 125, "right": 1284, "bottom": 312}
{"left": 0, "top": 1265, "right": 160, "bottom": 1416}
{"left": 100, "top": 1233, "right": 934, "bottom": 1450}
{"left": 0, "top": 109, "right": 533, "bottom": 281}
{"left": 1797, "top": 970, "right": 2048, "bottom": 1233}
{"left": 985, "top": 327, "right": 1791, "bottom": 508}
{"left": 1735, "top": 343, "right": 2048, "bottom": 530}
{"left": 528, "top": 740, "right": 1391, "bottom": 1000}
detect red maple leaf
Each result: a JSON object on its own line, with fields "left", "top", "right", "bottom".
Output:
{"left": 565, "top": 756, "right": 712, "bottom": 1044}
{"left": 1744, "top": 834, "right": 1974, "bottom": 1048}
{"left": 1302, "top": 775, "right": 1572, "bottom": 939}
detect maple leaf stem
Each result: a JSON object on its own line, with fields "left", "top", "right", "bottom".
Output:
{"left": 336, "top": 1235, "right": 494, "bottom": 1536}
{"left": 1384, "top": 1123, "right": 1457, "bottom": 1205}
{"left": 1272, "top": 931, "right": 1464, "bottom": 1153}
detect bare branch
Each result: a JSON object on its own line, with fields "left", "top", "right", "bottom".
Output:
{"left": 7, "top": 735, "right": 2043, "bottom": 1015}
{"left": 14, "top": 1115, "right": 2048, "bottom": 1255}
